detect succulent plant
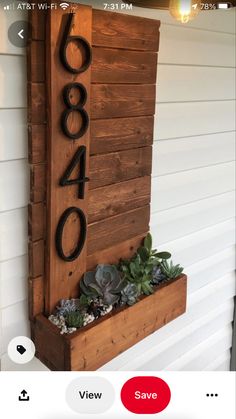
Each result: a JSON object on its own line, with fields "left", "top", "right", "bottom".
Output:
{"left": 119, "top": 233, "right": 174, "bottom": 296}
{"left": 80, "top": 264, "right": 126, "bottom": 305}
{"left": 152, "top": 265, "right": 167, "bottom": 285}
{"left": 121, "top": 283, "right": 139, "bottom": 306}
{"left": 119, "top": 253, "right": 154, "bottom": 295}
{"left": 137, "top": 233, "right": 172, "bottom": 263}
{"left": 161, "top": 260, "right": 184, "bottom": 279}
{"left": 56, "top": 294, "right": 90, "bottom": 316}
{"left": 65, "top": 311, "right": 84, "bottom": 328}
{"left": 56, "top": 298, "right": 80, "bottom": 316}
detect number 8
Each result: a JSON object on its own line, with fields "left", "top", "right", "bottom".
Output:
{"left": 61, "top": 82, "right": 89, "bottom": 139}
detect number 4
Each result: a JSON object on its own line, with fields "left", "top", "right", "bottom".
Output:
{"left": 60, "top": 146, "right": 89, "bottom": 199}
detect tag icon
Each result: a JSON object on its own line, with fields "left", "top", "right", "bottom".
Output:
{"left": 16, "top": 345, "right": 26, "bottom": 355}
{"left": 8, "top": 336, "right": 35, "bottom": 364}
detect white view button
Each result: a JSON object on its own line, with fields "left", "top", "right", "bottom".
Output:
{"left": 66, "top": 376, "right": 115, "bottom": 414}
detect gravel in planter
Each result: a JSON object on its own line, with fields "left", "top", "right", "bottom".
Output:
{"left": 48, "top": 233, "right": 184, "bottom": 335}
{"left": 49, "top": 299, "right": 113, "bottom": 335}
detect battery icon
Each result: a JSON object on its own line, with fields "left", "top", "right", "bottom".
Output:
{"left": 217, "top": 2, "right": 232, "bottom": 8}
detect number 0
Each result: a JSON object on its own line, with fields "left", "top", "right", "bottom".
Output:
{"left": 55, "top": 207, "right": 87, "bottom": 262}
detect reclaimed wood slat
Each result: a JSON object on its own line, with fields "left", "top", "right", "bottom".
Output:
{"left": 34, "top": 315, "right": 66, "bottom": 370}
{"left": 88, "top": 176, "right": 151, "bottom": 223}
{"left": 92, "top": 47, "right": 157, "bottom": 84}
{"left": 86, "top": 234, "right": 146, "bottom": 270}
{"left": 28, "top": 124, "right": 46, "bottom": 164}
{"left": 27, "top": 41, "right": 45, "bottom": 83}
{"left": 29, "top": 277, "right": 44, "bottom": 320}
{"left": 91, "top": 84, "right": 156, "bottom": 119}
{"left": 89, "top": 147, "right": 152, "bottom": 189}
{"left": 45, "top": 5, "right": 92, "bottom": 313}
{"left": 28, "top": 9, "right": 47, "bottom": 321}
{"left": 29, "top": 240, "right": 44, "bottom": 278}
{"left": 29, "top": 9, "right": 46, "bottom": 40}
{"left": 90, "top": 116, "right": 154, "bottom": 155}
{"left": 87, "top": 205, "right": 150, "bottom": 255}
{"left": 30, "top": 164, "right": 46, "bottom": 203}
{"left": 28, "top": 202, "right": 45, "bottom": 242}
{"left": 27, "top": 83, "right": 46, "bottom": 124}
{"left": 92, "top": 9, "right": 160, "bottom": 51}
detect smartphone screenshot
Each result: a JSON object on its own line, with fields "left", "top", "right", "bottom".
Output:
{"left": 0, "top": 0, "right": 235, "bottom": 417}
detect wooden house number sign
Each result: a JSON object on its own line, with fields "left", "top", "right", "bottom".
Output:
{"left": 28, "top": 3, "right": 160, "bottom": 315}
{"left": 27, "top": 4, "right": 185, "bottom": 371}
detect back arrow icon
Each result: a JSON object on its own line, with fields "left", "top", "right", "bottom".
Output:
{"left": 18, "top": 29, "right": 24, "bottom": 39}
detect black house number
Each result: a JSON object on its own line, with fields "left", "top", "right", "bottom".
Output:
{"left": 55, "top": 13, "right": 92, "bottom": 262}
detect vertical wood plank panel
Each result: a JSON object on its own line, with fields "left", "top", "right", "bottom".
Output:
{"left": 28, "top": 9, "right": 46, "bottom": 321}
{"left": 45, "top": 6, "right": 92, "bottom": 313}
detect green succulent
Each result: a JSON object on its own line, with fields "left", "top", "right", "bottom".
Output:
{"left": 137, "top": 233, "right": 172, "bottom": 263}
{"left": 119, "top": 253, "right": 154, "bottom": 295}
{"left": 80, "top": 264, "right": 126, "bottom": 305}
{"left": 78, "top": 294, "right": 91, "bottom": 311}
{"left": 121, "top": 283, "right": 139, "bottom": 306}
{"left": 65, "top": 311, "right": 84, "bottom": 328}
{"left": 56, "top": 299, "right": 79, "bottom": 316}
{"left": 161, "top": 259, "right": 184, "bottom": 279}
{"left": 56, "top": 294, "right": 90, "bottom": 317}
{"left": 119, "top": 233, "right": 172, "bottom": 296}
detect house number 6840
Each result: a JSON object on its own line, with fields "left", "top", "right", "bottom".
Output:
{"left": 55, "top": 13, "right": 91, "bottom": 262}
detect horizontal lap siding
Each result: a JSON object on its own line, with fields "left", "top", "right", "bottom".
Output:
{"left": 97, "top": 2, "right": 235, "bottom": 372}
{"left": 0, "top": 2, "right": 235, "bottom": 371}
{"left": 0, "top": 7, "right": 40, "bottom": 368}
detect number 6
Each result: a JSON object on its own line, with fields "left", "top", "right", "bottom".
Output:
{"left": 60, "top": 13, "right": 92, "bottom": 74}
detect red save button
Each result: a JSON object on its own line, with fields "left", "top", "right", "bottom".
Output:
{"left": 121, "top": 376, "right": 171, "bottom": 414}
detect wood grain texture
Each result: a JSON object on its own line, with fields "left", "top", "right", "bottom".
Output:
{"left": 88, "top": 176, "right": 151, "bottom": 223}
{"left": 29, "top": 240, "right": 44, "bottom": 278}
{"left": 91, "top": 84, "right": 156, "bottom": 119}
{"left": 86, "top": 234, "right": 146, "bottom": 270}
{"left": 28, "top": 9, "right": 47, "bottom": 321}
{"left": 69, "top": 275, "right": 186, "bottom": 371}
{"left": 33, "top": 275, "right": 186, "bottom": 370}
{"left": 28, "top": 124, "right": 46, "bottom": 164}
{"left": 27, "top": 83, "right": 46, "bottom": 124}
{"left": 29, "top": 8, "right": 46, "bottom": 40}
{"left": 28, "top": 202, "right": 45, "bottom": 241}
{"left": 30, "top": 164, "right": 46, "bottom": 203}
{"left": 92, "top": 47, "right": 157, "bottom": 84}
{"left": 87, "top": 205, "right": 150, "bottom": 255}
{"left": 92, "top": 9, "right": 160, "bottom": 51}
{"left": 29, "top": 277, "right": 44, "bottom": 320}
{"left": 90, "top": 116, "right": 154, "bottom": 155}
{"left": 34, "top": 315, "right": 66, "bottom": 370}
{"left": 89, "top": 147, "right": 152, "bottom": 189}
{"left": 27, "top": 41, "right": 45, "bottom": 83}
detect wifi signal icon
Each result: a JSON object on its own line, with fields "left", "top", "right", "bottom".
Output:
{"left": 60, "top": 2, "right": 69, "bottom": 10}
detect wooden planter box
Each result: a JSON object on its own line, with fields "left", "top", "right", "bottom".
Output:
{"left": 34, "top": 274, "right": 187, "bottom": 371}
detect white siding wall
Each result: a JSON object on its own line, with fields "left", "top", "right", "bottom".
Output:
{"left": 0, "top": 3, "right": 235, "bottom": 371}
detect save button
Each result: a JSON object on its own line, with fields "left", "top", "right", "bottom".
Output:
{"left": 121, "top": 376, "right": 171, "bottom": 414}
